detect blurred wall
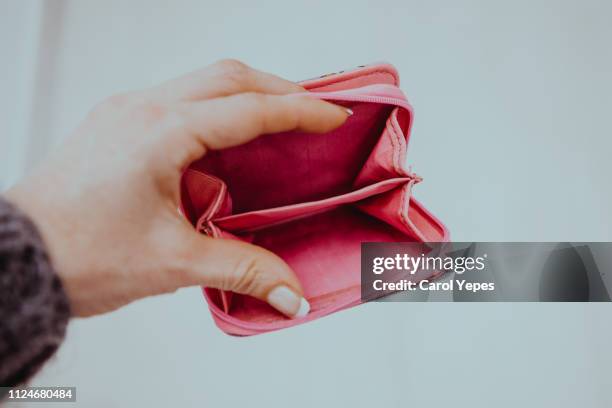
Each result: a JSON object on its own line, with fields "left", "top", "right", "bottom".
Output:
{"left": 2, "top": 1, "right": 612, "bottom": 407}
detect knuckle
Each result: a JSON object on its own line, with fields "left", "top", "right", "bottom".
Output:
{"left": 241, "top": 92, "right": 269, "bottom": 129}
{"left": 130, "top": 100, "right": 168, "bottom": 122}
{"left": 213, "top": 58, "right": 251, "bottom": 87}
{"left": 281, "top": 99, "right": 299, "bottom": 125}
{"left": 215, "top": 58, "right": 248, "bottom": 73}
{"left": 231, "top": 256, "right": 268, "bottom": 295}
{"left": 159, "top": 235, "right": 198, "bottom": 289}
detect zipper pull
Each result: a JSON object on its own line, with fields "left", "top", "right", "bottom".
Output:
{"left": 406, "top": 165, "right": 423, "bottom": 184}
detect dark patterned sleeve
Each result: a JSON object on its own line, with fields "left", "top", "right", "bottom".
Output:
{"left": 0, "top": 197, "right": 70, "bottom": 389}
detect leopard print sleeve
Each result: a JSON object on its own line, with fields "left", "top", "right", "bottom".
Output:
{"left": 0, "top": 198, "right": 70, "bottom": 389}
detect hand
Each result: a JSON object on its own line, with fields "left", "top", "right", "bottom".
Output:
{"left": 5, "top": 59, "right": 349, "bottom": 317}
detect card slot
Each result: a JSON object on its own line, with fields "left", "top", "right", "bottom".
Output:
{"left": 211, "top": 177, "right": 410, "bottom": 233}
{"left": 187, "top": 101, "right": 396, "bottom": 214}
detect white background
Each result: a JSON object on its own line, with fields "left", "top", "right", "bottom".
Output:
{"left": 2, "top": 1, "right": 612, "bottom": 407}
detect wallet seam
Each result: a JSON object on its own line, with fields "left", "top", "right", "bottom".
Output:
{"left": 388, "top": 108, "right": 409, "bottom": 176}
{"left": 306, "top": 70, "right": 398, "bottom": 90}
{"left": 386, "top": 116, "right": 427, "bottom": 242}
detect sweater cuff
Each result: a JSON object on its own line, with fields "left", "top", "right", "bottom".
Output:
{"left": 0, "top": 198, "right": 70, "bottom": 388}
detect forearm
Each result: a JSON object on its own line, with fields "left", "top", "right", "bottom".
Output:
{"left": 0, "top": 197, "right": 70, "bottom": 389}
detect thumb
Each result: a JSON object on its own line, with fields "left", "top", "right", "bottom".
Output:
{"left": 176, "top": 228, "right": 310, "bottom": 318}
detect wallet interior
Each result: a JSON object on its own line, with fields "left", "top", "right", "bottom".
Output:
{"left": 182, "top": 101, "right": 442, "bottom": 323}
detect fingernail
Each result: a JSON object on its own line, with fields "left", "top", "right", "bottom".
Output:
{"left": 267, "top": 285, "right": 310, "bottom": 318}
{"left": 345, "top": 108, "right": 353, "bottom": 116}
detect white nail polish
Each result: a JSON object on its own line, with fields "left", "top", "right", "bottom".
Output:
{"left": 267, "top": 286, "right": 310, "bottom": 318}
{"left": 345, "top": 108, "right": 354, "bottom": 116}
{"left": 294, "top": 297, "right": 311, "bottom": 318}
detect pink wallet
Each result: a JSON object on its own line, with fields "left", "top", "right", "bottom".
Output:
{"left": 180, "top": 63, "right": 449, "bottom": 335}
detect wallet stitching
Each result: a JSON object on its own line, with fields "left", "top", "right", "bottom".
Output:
{"left": 307, "top": 70, "right": 398, "bottom": 90}
{"left": 399, "top": 182, "right": 409, "bottom": 232}
{"left": 389, "top": 109, "right": 407, "bottom": 176}
{"left": 399, "top": 181, "right": 427, "bottom": 242}
{"left": 388, "top": 118, "right": 427, "bottom": 242}
{"left": 186, "top": 169, "right": 228, "bottom": 228}
{"left": 384, "top": 112, "right": 399, "bottom": 176}
{"left": 390, "top": 109, "right": 409, "bottom": 176}
{"left": 390, "top": 114, "right": 401, "bottom": 174}
{"left": 198, "top": 173, "right": 226, "bottom": 221}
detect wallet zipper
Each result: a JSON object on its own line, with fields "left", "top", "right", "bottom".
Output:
{"left": 306, "top": 84, "right": 412, "bottom": 112}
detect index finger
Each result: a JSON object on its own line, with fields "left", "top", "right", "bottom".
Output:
{"left": 152, "top": 59, "right": 305, "bottom": 102}
{"left": 177, "top": 93, "right": 351, "bottom": 155}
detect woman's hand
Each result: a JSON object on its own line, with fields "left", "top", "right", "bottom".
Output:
{"left": 5, "top": 60, "right": 349, "bottom": 318}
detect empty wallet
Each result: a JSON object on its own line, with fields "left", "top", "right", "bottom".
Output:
{"left": 180, "top": 63, "right": 449, "bottom": 335}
